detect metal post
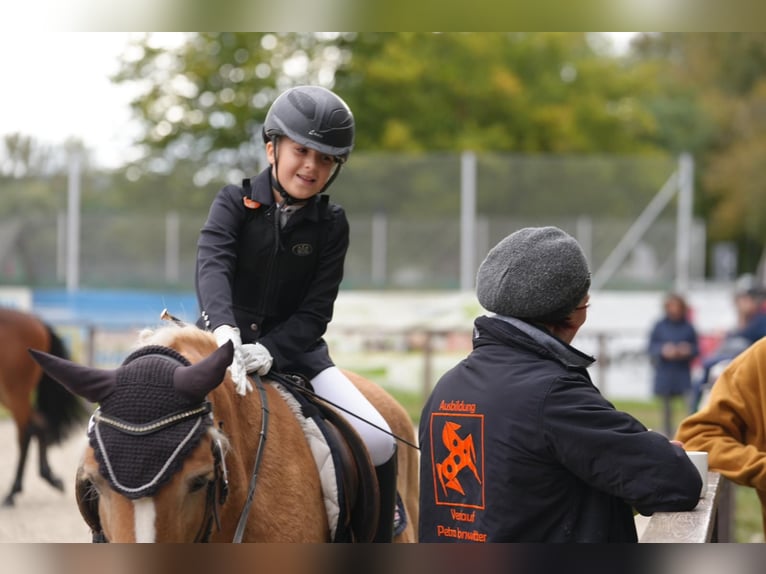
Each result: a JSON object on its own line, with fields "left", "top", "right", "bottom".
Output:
{"left": 460, "top": 151, "right": 477, "bottom": 291}
{"left": 576, "top": 216, "right": 593, "bottom": 268}
{"left": 66, "top": 152, "right": 81, "bottom": 293}
{"left": 371, "top": 212, "right": 387, "bottom": 287}
{"left": 165, "top": 211, "right": 180, "bottom": 284}
{"left": 597, "top": 332, "right": 608, "bottom": 397}
{"left": 676, "top": 153, "right": 694, "bottom": 293}
{"left": 477, "top": 215, "right": 490, "bottom": 265}
{"left": 591, "top": 170, "right": 679, "bottom": 290}
{"left": 422, "top": 329, "right": 434, "bottom": 404}
{"left": 56, "top": 211, "right": 66, "bottom": 282}
{"left": 86, "top": 324, "right": 96, "bottom": 367}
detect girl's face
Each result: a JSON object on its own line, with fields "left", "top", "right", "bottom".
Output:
{"left": 266, "top": 137, "right": 336, "bottom": 202}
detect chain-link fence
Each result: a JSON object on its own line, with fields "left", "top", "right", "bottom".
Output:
{"left": 0, "top": 151, "right": 705, "bottom": 291}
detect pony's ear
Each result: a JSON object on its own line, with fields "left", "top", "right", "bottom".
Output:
{"left": 28, "top": 348, "right": 116, "bottom": 404}
{"left": 173, "top": 340, "right": 234, "bottom": 402}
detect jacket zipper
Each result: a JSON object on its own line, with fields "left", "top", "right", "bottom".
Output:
{"left": 255, "top": 204, "right": 281, "bottom": 316}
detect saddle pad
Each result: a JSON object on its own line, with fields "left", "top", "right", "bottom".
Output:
{"left": 272, "top": 383, "right": 341, "bottom": 540}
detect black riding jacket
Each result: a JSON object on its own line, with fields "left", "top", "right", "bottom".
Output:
{"left": 195, "top": 168, "right": 349, "bottom": 378}
{"left": 418, "top": 315, "right": 702, "bottom": 542}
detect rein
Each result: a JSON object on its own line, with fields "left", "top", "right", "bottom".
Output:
{"left": 269, "top": 371, "right": 421, "bottom": 451}
{"left": 157, "top": 311, "right": 272, "bottom": 542}
{"left": 232, "top": 373, "right": 270, "bottom": 543}
{"left": 193, "top": 373, "right": 271, "bottom": 543}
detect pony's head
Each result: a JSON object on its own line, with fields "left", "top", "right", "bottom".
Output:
{"left": 29, "top": 326, "right": 233, "bottom": 542}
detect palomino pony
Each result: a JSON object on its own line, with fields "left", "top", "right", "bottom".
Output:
{"left": 0, "top": 307, "right": 88, "bottom": 506}
{"left": 31, "top": 323, "right": 419, "bottom": 542}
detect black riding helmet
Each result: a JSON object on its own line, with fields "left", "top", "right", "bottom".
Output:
{"left": 262, "top": 85, "right": 355, "bottom": 203}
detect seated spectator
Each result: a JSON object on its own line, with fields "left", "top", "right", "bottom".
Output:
{"left": 689, "top": 283, "right": 766, "bottom": 412}
{"left": 676, "top": 335, "right": 766, "bottom": 539}
{"left": 418, "top": 226, "right": 702, "bottom": 543}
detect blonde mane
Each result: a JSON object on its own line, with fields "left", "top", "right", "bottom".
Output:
{"left": 136, "top": 324, "right": 217, "bottom": 353}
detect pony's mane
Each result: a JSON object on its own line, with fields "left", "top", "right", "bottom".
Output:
{"left": 136, "top": 324, "right": 217, "bottom": 355}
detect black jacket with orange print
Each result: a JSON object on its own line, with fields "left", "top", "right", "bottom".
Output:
{"left": 418, "top": 314, "right": 701, "bottom": 542}
{"left": 195, "top": 167, "right": 349, "bottom": 379}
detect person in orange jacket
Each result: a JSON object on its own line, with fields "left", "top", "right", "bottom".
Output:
{"left": 676, "top": 335, "right": 766, "bottom": 538}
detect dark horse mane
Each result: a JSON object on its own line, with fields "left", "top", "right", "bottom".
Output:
{"left": 35, "top": 325, "right": 88, "bottom": 445}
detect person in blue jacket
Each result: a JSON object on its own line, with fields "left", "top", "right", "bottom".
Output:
{"left": 418, "top": 226, "right": 702, "bottom": 543}
{"left": 689, "top": 283, "right": 766, "bottom": 412}
{"left": 647, "top": 292, "right": 699, "bottom": 436}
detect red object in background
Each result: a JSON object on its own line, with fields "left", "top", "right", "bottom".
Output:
{"left": 696, "top": 332, "right": 724, "bottom": 367}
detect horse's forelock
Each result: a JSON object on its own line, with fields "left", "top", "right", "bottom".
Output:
{"left": 136, "top": 325, "right": 217, "bottom": 356}
{"left": 136, "top": 327, "right": 158, "bottom": 345}
{"left": 208, "top": 425, "right": 230, "bottom": 455}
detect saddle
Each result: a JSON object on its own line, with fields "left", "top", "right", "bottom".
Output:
{"left": 270, "top": 374, "right": 380, "bottom": 543}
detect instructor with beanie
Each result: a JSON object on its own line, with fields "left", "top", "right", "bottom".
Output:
{"left": 418, "top": 226, "right": 702, "bottom": 542}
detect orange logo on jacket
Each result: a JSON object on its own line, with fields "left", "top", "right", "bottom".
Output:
{"left": 437, "top": 421, "right": 481, "bottom": 496}
{"left": 429, "top": 412, "right": 485, "bottom": 509}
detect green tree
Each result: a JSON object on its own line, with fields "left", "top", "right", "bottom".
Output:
{"left": 0, "top": 135, "right": 93, "bottom": 216}
{"left": 1, "top": 133, "right": 56, "bottom": 178}
{"left": 114, "top": 33, "right": 664, "bottom": 172}
{"left": 634, "top": 33, "right": 766, "bottom": 272}
{"left": 111, "top": 32, "right": 674, "bottom": 220}
{"left": 335, "top": 33, "right": 661, "bottom": 154}
{"left": 113, "top": 32, "right": 351, "bottom": 184}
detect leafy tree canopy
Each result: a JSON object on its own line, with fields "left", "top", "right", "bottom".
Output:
{"left": 112, "top": 32, "right": 664, "bottom": 180}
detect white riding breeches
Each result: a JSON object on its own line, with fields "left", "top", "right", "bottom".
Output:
{"left": 310, "top": 366, "right": 396, "bottom": 466}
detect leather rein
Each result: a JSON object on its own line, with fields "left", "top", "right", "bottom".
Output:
{"left": 232, "top": 373, "right": 270, "bottom": 543}
{"left": 155, "top": 311, "right": 271, "bottom": 542}
{"left": 196, "top": 373, "right": 270, "bottom": 543}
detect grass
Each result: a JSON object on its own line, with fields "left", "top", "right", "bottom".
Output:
{"left": 385, "top": 387, "right": 425, "bottom": 425}
{"left": 384, "top": 386, "right": 763, "bottom": 543}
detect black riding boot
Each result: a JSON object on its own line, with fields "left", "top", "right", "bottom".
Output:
{"left": 373, "top": 451, "right": 397, "bottom": 542}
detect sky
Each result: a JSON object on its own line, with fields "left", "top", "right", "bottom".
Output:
{"left": 0, "top": 32, "right": 638, "bottom": 170}
{"left": 0, "top": 32, "right": 180, "bottom": 169}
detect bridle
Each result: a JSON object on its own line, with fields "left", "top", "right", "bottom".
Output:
{"left": 195, "top": 373, "right": 271, "bottom": 543}
{"left": 154, "top": 311, "right": 271, "bottom": 543}
{"left": 193, "top": 425, "right": 230, "bottom": 543}
{"left": 90, "top": 377, "right": 269, "bottom": 544}
{"left": 86, "top": 399, "right": 222, "bottom": 543}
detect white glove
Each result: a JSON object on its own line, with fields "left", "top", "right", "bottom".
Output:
{"left": 213, "top": 325, "right": 252, "bottom": 395}
{"left": 240, "top": 342, "right": 273, "bottom": 376}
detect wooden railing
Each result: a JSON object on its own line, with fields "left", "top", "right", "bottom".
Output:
{"left": 637, "top": 472, "right": 734, "bottom": 542}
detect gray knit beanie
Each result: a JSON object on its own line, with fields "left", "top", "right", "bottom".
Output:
{"left": 476, "top": 226, "right": 591, "bottom": 322}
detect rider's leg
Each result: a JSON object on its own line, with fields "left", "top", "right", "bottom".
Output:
{"left": 310, "top": 366, "right": 397, "bottom": 542}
